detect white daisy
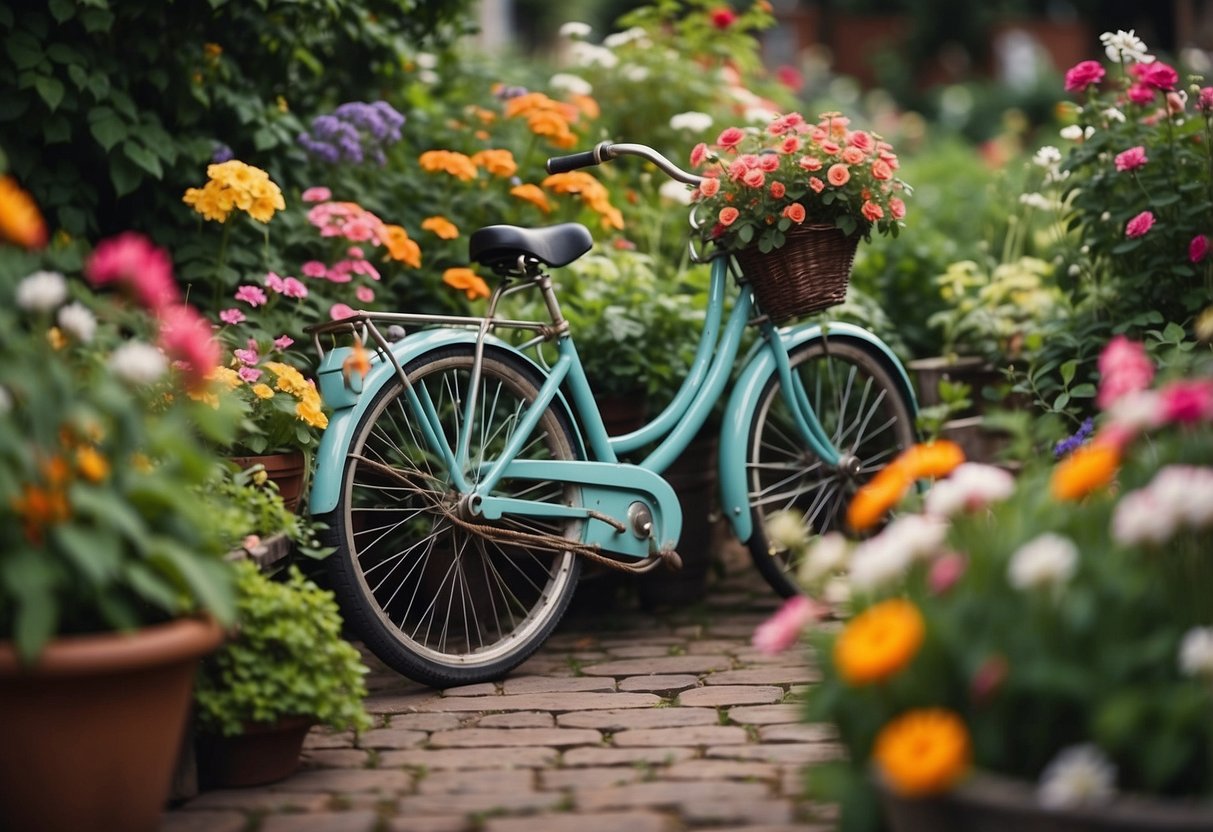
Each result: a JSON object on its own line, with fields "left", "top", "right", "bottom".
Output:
{"left": 1038, "top": 744, "right": 1117, "bottom": 808}
{"left": 1099, "top": 29, "right": 1153, "bottom": 64}
{"left": 1033, "top": 145, "right": 1061, "bottom": 169}
{"left": 558, "top": 21, "right": 592, "bottom": 39}
{"left": 57, "top": 302, "right": 97, "bottom": 344}
{"left": 549, "top": 73, "right": 592, "bottom": 96}
{"left": 108, "top": 341, "right": 168, "bottom": 385}
{"left": 1179, "top": 627, "right": 1213, "bottom": 678}
{"left": 669, "top": 111, "right": 714, "bottom": 133}
{"left": 16, "top": 270, "right": 68, "bottom": 312}
{"left": 603, "top": 27, "right": 646, "bottom": 49}
{"left": 1008, "top": 533, "right": 1078, "bottom": 591}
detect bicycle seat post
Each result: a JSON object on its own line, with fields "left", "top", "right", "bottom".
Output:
{"left": 534, "top": 270, "right": 569, "bottom": 336}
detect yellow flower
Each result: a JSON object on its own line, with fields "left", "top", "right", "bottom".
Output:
{"left": 873, "top": 709, "right": 971, "bottom": 796}
{"left": 510, "top": 184, "right": 551, "bottom": 213}
{"left": 421, "top": 216, "right": 460, "bottom": 240}
{"left": 75, "top": 446, "right": 110, "bottom": 483}
{"left": 471, "top": 148, "right": 517, "bottom": 178}
{"left": 47, "top": 327, "right": 66, "bottom": 350}
{"left": 833, "top": 598, "right": 925, "bottom": 685}
{"left": 252, "top": 383, "right": 274, "bottom": 400}
{"left": 296, "top": 399, "right": 329, "bottom": 429}
{"left": 442, "top": 268, "right": 491, "bottom": 300}
{"left": 1050, "top": 441, "right": 1120, "bottom": 501}
{"left": 0, "top": 174, "right": 48, "bottom": 249}
{"left": 207, "top": 365, "right": 243, "bottom": 391}
{"left": 381, "top": 224, "right": 422, "bottom": 268}
{"left": 264, "top": 362, "right": 310, "bottom": 398}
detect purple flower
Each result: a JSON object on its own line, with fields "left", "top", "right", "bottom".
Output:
{"left": 1053, "top": 417, "right": 1095, "bottom": 458}
{"left": 212, "top": 143, "right": 234, "bottom": 163}
{"left": 298, "top": 100, "right": 405, "bottom": 166}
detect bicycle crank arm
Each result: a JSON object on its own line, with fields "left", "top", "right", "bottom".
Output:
{"left": 473, "top": 459, "right": 683, "bottom": 561}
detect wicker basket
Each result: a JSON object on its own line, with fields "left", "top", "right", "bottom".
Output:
{"left": 733, "top": 222, "right": 860, "bottom": 323}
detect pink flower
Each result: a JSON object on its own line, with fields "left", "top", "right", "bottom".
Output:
{"left": 716, "top": 126, "right": 745, "bottom": 151}
{"left": 273, "top": 335, "right": 295, "bottom": 351}
{"left": 690, "top": 142, "right": 709, "bottom": 167}
{"left": 238, "top": 365, "right": 262, "bottom": 383}
{"left": 718, "top": 206, "right": 740, "bottom": 226}
{"left": 347, "top": 246, "right": 364, "bottom": 259}
{"left": 1139, "top": 61, "right": 1178, "bottom": 90}
{"left": 776, "top": 65, "right": 803, "bottom": 91}
{"left": 699, "top": 177, "right": 720, "bottom": 197}
{"left": 798, "top": 156, "right": 823, "bottom": 172}
{"left": 758, "top": 154, "right": 779, "bottom": 173}
{"left": 233, "top": 346, "right": 259, "bottom": 365}
{"left": 820, "top": 139, "right": 840, "bottom": 155}
{"left": 770, "top": 181, "right": 786, "bottom": 199}
{"left": 809, "top": 176, "right": 825, "bottom": 193}
{"left": 889, "top": 197, "right": 906, "bottom": 220}
{"left": 85, "top": 232, "right": 180, "bottom": 313}
{"left": 861, "top": 200, "right": 884, "bottom": 222}
{"left": 1127, "top": 82, "right": 1156, "bottom": 105}
{"left": 971, "top": 654, "right": 1009, "bottom": 704}
{"left": 158, "top": 304, "right": 218, "bottom": 390}
{"left": 356, "top": 285, "right": 375, "bottom": 303}
{"left": 710, "top": 7, "right": 736, "bottom": 29}
{"left": 1125, "top": 210, "right": 1155, "bottom": 239}
{"left": 219, "top": 308, "right": 245, "bottom": 325}
{"left": 780, "top": 136, "right": 802, "bottom": 154}
{"left": 282, "top": 277, "right": 308, "bottom": 298}
{"left": 928, "top": 552, "right": 967, "bottom": 595}
{"left": 1198, "top": 87, "right": 1213, "bottom": 114}
{"left": 325, "top": 261, "right": 355, "bottom": 283}
{"left": 301, "top": 186, "right": 332, "bottom": 203}
{"left": 1158, "top": 380, "right": 1213, "bottom": 424}
{"left": 871, "top": 159, "right": 893, "bottom": 181}
{"left": 846, "top": 130, "right": 873, "bottom": 152}
{"left": 1064, "top": 60, "right": 1106, "bottom": 92}
{"left": 743, "top": 168, "right": 765, "bottom": 188}
{"left": 1098, "top": 336, "right": 1155, "bottom": 410}
{"left": 235, "top": 284, "right": 268, "bottom": 306}
{"left": 330, "top": 303, "right": 356, "bottom": 321}
{"left": 783, "top": 203, "right": 805, "bottom": 223}
{"left": 301, "top": 260, "right": 328, "bottom": 278}
{"left": 842, "top": 147, "right": 866, "bottom": 165}
{"left": 827, "top": 163, "right": 850, "bottom": 187}
{"left": 1190, "top": 234, "right": 1209, "bottom": 264}
{"left": 751, "top": 595, "right": 824, "bottom": 655}
{"left": 264, "top": 271, "right": 287, "bottom": 293}
{"left": 1114, "top": 146, "right": 1148, "bottom": 172}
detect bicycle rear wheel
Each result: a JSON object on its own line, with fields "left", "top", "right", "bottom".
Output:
{"left": 745, "top": 336, "right": 916, "bottom": 597}
{"left": 320, "top": 344, "right": 583, "bottom": 687}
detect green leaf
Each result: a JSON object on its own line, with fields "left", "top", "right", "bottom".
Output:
{"left": 88, "top": 107, "right": 125, "bottom": 151}
{"left": 48, "top": 0, "right": 76, "bottom": 22}
{"left": 80, "top": 7, "right": 116, "bottom": 32}
{"left": 5, "top": 31, "right": 43, "bottom": 71}
{"left": 737, "top": 223, "right": 754, "bottom": 244}
{"left": 122, "top": 140, "right": 163, "bottom": 178}
{"left": 42, "top": 114, "right": 70, "bottom": 143}
{"left": 1070, "top": 383, "right": 1097, "bottom": 398}
{"left": 252, "top": 126, "right": 276, "bottom": 150}
{"left": 1053, "top": 391, "right": 1071, "bottom": 411}
{"left": 1060, "top": 359, "right": 1077, "bottom": 385}
{"left": 108, "top": 154, "right": 142, "bottom": 197}
{"left": 1110, "top": 239, "right": 1141, "bottom": 255}
{"left": 34, "top": 75, "right": 65, "bottom": 111}
{"left": 54, "top": 524, "right": 123, "bottom": 585}
{"left": 1162, "top": 321, "right": 1186, "bottom": 342}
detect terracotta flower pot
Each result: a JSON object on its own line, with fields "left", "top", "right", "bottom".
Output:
{"left": 0, "top": 617, "right": 225, "bottom": 832}
{"left": 228, "top": 450, "right": 308, "bottom": 511}
{"left": 196, "top": 715, "right": 314, "bottom": 788}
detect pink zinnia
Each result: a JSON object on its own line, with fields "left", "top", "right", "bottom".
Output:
{"left": 233, "top": 346, "right": 259, "bottom": 366}
{"left": 85, "top": 231, "right": 180, "bottom": 313}
{"left": 1114, "top": 146, "right": 1148, "bottom": 172}
{"left": 329, "top": 303, "right": 356, "bottom": 321}
{"left": 218, "top": 308, "right": 245, "bottom": 325}
{"left": 273, "top": 335, "right": 294, "bottom": 351}
{"left": 716, "top": 126, "right": 745, "bottom": 151}
{"left": 1191, "top": 234, "right": 1210, "bottom": 264}
{"left": 1158, "top": 380, "right": 1213, "bottom": 424}
{"left": 238, "top": 366, "right": 262, "bottom": 383}
{"left": 1097, "top": 335, "right": 1155, "bottom": 410}
{"left": 234, "top": 284, "right": 268, "bottom": 306}
{"left": 158, "top": 304, "right": 218, "bottom": 390}
{"left": 689, "top": 142, "right": 709, "bottom": 167}
{"left": 751, "top": 595, "right": 824, "bottom": 655}
{"left": 1125, "top": 210, "right": 1155, "bottom": 238}
{"left": 1063, "top": 60, "right": 1106, "bottom": 92}
{"left": 928, "top": 552, "right": 967, "bottom": 595}
{"left": 356, "top": 285, "right": 375, "bottom": 303}
{"left": 758, "top": 154, "right": 780, "bottom": 172}
{"left": 282, "top": 277, "right": 308, "bottom": 298}
{"left": 301, "top": 186, "right": 332, "bottom": 203}
{"left": 780, "top": 136, "right": 801, "bottom": 154}
{"left": 264, "top": 271, "right": 287, "bottom": 293}
{"left": 1198, "top": 87, "right": 1213, "bottom": 114}
{"left": 301, "top": 260, "right": 328, "bottom": 278}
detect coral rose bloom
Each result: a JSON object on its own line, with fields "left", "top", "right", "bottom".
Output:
{"left": 827, "top": 163, "right": 850, "bottom": 187}
{"left": 861, "top": 200, "right": 884, "bottom": 222}
{"left": 716, "top": 126, "right": 745, "bottom": 150}
{"left": 698, "top": 177, "right": 720, "bottom": 197}
{"left": 890, "top": 197, "right": 906, "bottom": 219}
{"left": 718, "top": 206, "right": 740, "bottom": 226}
{"left": 782, "top": 203, "right": 806, "bottom": 223}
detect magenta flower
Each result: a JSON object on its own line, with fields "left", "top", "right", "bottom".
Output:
{"left": 1139, "top": 61, "right": 1179, "bottom": 90}
{"left": 234, "top": 285, "right": 268, "bottom": 306}
{"left": 1127, "top": 83, "right": 1156, "bottom": 105}
{"left": 347, "top": 246, "right": 365, "bottom": 259}
{"left": 301, "top": 261, "right": 328, "bottom": 278}
{"left": 355, "top": 285, "right": 375, "bottom": 303}
{"left": 282, "top": 277, "right": 308, "bottom": 298}
{"left": 1125, "top": 210, "right": 1155, "bottom": 239}
{"left": 1098, "top": 335, "right": 1155, "bottom": 410}
{"left": 1158, "top": 380, "right": 1213, "bottom": 424}
{"left": 1191, "top": 235, "right": 1210, "bottom": 264}
{"left": 218, "top": 308, "right": 246, "bottom": 325}
{"left": 1114, "top": 146, "right": 1147, "bottom": 172}
{"left": 751, "top": 595, "right": 824, "bottom": 655}
{"left": 237, "top": 365, "right": 262, "bottom": 383}
{"left": 1064, "top": 60, "right": 1106, "bottom": 92}
{"left": 1198, "top": 87, "right": 1213, "bottom": 114}
{"left": 158, "top": 304, "right": 218, "bottom": 390}
{"left": 273, "top": 335, "right": 295, "bottom": 351}
{"left": 302, "top": 186, "right": 332, "bottom": 203}
{"left": 330, "top": 303, "right": 356, "bottom": 321}
{"left": 85, "top": 232, "right": 180, "bottom": 313}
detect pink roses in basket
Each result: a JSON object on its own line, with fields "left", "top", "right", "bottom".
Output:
{"left": 688, "top": 111, "right": 911, "bottom": 255}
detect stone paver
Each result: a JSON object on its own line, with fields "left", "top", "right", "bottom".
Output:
{"left": 162, "top": 549, "right": 838, "bottom": 832}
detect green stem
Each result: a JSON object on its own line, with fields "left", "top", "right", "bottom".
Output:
{"left": 215, "top": 222, "right": 232, "bottom": 312}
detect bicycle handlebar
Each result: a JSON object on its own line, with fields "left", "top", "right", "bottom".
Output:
{"left": 546, "top": 141, "right": 704, "bottom": 186}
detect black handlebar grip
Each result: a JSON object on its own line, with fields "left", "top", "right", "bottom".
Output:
{"left": 546, "top": 149, "right": 601, "bottom": 174}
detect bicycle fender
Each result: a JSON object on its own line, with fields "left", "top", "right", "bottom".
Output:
{"left": 717, "top": 322, "right": 917, "bottom": 543}
{"left": 309, "top": 330, "right": 575, "bottom": 516}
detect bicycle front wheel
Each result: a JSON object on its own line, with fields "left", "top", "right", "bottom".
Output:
{"left": 745, "top": 336, "right": 916, "bottom": 597}
{"left": 321, "top": 344, "right": 583, "bottom": 687}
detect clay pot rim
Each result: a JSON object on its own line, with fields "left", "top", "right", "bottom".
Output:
{"left": 0, "top": 616, "right": 225, "bottom": 677}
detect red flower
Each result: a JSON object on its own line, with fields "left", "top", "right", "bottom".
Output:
{"left": 716, "top": 126, "right": 745, "bottom": 151}
{"left": 1114, "top": 146, "right": 1148, "bottom": 172}
{"left": 1063, "top": 60, "right": 1105, "bottom": 92}
{"left": 710, "top": 7, "right": 736, "bottom": 28}
{"left": 158, "top": 304, "right": 219, "bottom": 391}
{"left": 1138, "top": 60, "right": 1179, "bottom": 90}
{"left": 1190, "top": 234, "right": 1209, "bottom": 264}
{"left": 1124, "top": 210, "right": 1154, "bottom": 239}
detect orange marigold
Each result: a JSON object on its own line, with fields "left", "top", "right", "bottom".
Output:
{"left": 510, "top": 184, "right": 551, "bottom": 213}
{"left": 569, "top": 93, "right": 600, "bottom": 120}
{"left": 1050, "top": 440, "right": 1120, "bottom": 501}
{"left": 418, "top": 150, "right": 477, "bottom": 182}
{"left": 0, "top": 174, "right": 48, "bottom": 249}
{"left": 873, "top": 709, "right": 971, "bottom": 796}
{"left": 899, "top": 440, "right": 965, "bottom": 480}
{"left": 833, "top": 598, "right": 925, "bottom": 685}
{"left": 528, "top": 110, "right": 577, "bottom": 148}
{"left": 504, "top": 91, "right": 560, "bottom": 119}
{"left": 381, "top": 225, "right": 422, "bottom": 268}
{"left": 443, "top": 267, "right": 490, "bottom": 300}
{"left": 846, "top": 462, "right": 912, "bottom": 531}
{"left": 471, "top": 149, "right": 518, "bottom": 178}
{"left": 421, "top": 216, "right": 460, "bottom": 240}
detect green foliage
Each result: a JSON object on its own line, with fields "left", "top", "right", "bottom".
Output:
{"left": 194, "top": 561, "right": 372, "bottom": 737}
{"left": 198, "top": 465, "right": 332, "bottom": 561}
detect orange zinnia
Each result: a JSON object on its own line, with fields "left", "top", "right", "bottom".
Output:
{"left": 899, "top": 440, "right": 965, "bottom": 480}
{"left": 471, "top": 149, "right": 517, "bottom": 178}
{"left": 510, "top": 184, "right": 551, "bottom": 213}
{"left": 421, "top": 216, "right": 460, "bottom": 240}
{"left": 442, "top": 267, "right": 490, "bottom": 300}
{"left": 418, "top": 150, "right": 477, "bottom": 182}
{"left": 380, "top": 225, "right": 421, "bottom": 268}
{"left": 833, "top": 598, "right": 925, "bottom": 685}
{"left": 846, "top": 462, "right": 912, "bottom": 531}
{"left": 0, "top": 175, "right": 48, "bottom": 249}
{"left": 873, "top": 709, "right": 971, "bottom": 796}
{"left": 1050, "top": 440, "right": 1120, "bottom": 501}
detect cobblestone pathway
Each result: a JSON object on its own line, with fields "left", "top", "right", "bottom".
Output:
{"left": 162, "top": 546, "right": 841, "bottom": 832}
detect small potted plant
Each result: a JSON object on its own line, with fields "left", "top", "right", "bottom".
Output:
{"left": 193, "top": 560, "right": 372, "bottom": 788}
{"left": 688, "top": 110, "right": 911, "bottom": 322}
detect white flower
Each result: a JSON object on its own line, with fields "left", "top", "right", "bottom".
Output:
{"left": 419, "top": 70, "right": 439, "bottom": 85}
{"left": 1018, "top": 192, "right": 1055, "bottom": 211}
{"left": 798, "top": 531, "right": 851, "bottom": 584}
{"left": 659, "top": 179, "right": 692, "bottom": 205}
{"left": 1008, "top": 533, "right": 1078, "bottom": 591}
{"left": 1105, "top": 390, "right": 1163, "bottom": 436}
{"left": 1102, "top": 107, "right": 1126, "bottom": 123}
{"left": 108, "top": 341, "right": 168, "bottom": 385}
{"left": 1179, "top": 627, "right": 1213, "bottom": 678}
{"left": 848, "top": 535, "right": 914, "bottom": 591}
{"left": 924, "top": 463, "right": 1016, "bottom": 518}
{"left": 549, "top": 73, "right": 592, "bottom": 96}
{"left": 669, "top": 111, "right": 714, "bottom": 133}
{"left": 57, "top": 302, "right": 97, "bottom": 344}
{"left": 1059, "top": 124, "right": 1084, "bottom": 141}
{"left": 1038, "top": 744, "right": 1117, "bottom": 808}
{"left": 744, "top": 106, "right": 778, "bottom": 124}
{"left": 622, "top": 64, "right": 649, "bottom": 82}
{"left": 1111, "top": 488, "right": 1175, "bottom": 547}
{"left": 1100, "top": 29, "right": 1153, "bottom": 64}
{"left": 568, "top": 41, "right": 617, "bottom": 69}
{"left": 880, "top": 514, "right": 949, "bottom": 559}
{"left": 415, "top": 52, "right": 437, "bottom": 69}
{"left": 559, "top": 21, "right": 592, "bottom": 39}
{"left": 765, "top": 509, "right": 808, "bottom": 554}
{"left": 1067, "top": 264, "right": 1082, "bottom": 277}
{"left": 603, "top": 27, "right": 646, "bottom": 49}
{"left": 1149, "top": 465, "right": 1213, "bottom": 528}
{"left": 16, "top": 270, "right": 68, "bottom": 312}
{"left": 1033, "top": 146, "right": 1061, "bottom": 169}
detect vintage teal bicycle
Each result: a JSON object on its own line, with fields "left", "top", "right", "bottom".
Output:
{"left": 304, "top": 141, "right": 918, "bottom": 687}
